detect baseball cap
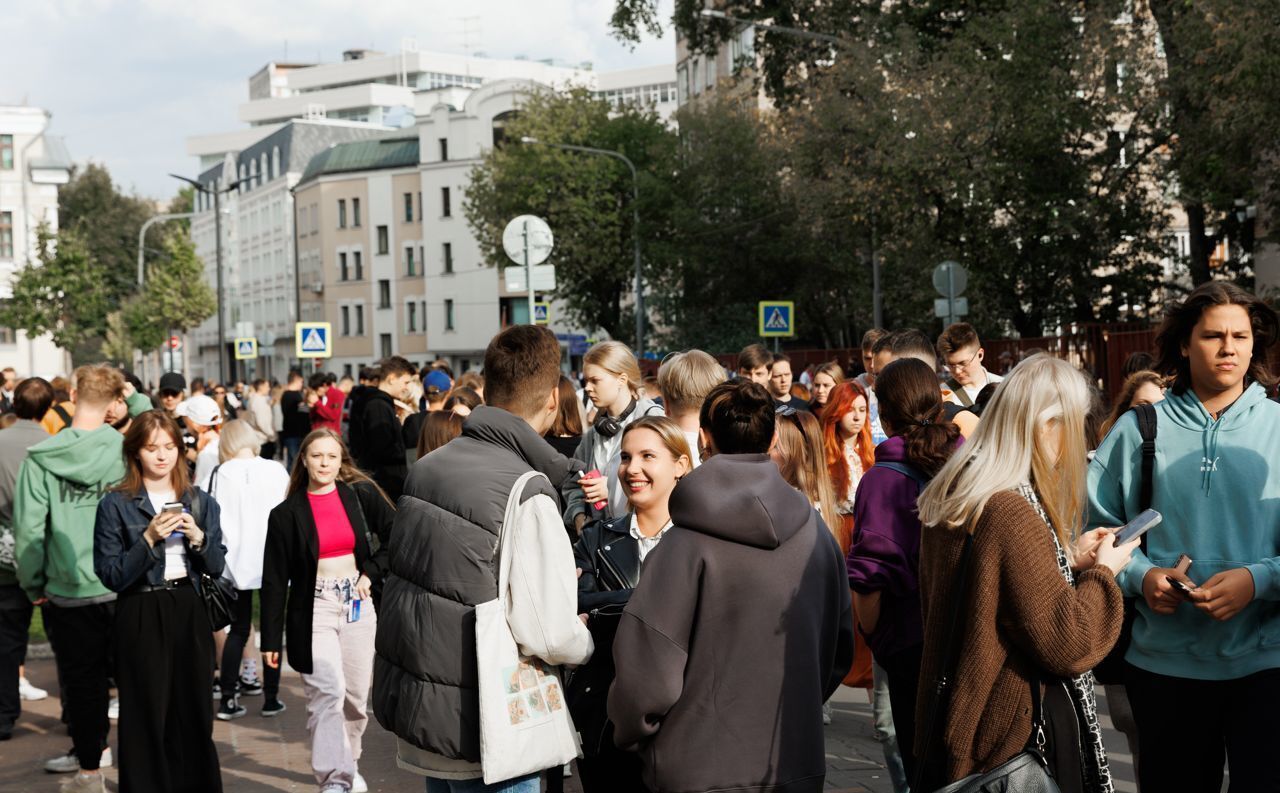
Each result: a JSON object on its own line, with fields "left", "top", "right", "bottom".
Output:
{"left": 424, "top": 369, "right": 452, "bottom": 394}
{"left": 175, "top": 394, "right": 223, "bottom": 426}
{"left": 158, "top": 372, "right": 186, "bottom": 395}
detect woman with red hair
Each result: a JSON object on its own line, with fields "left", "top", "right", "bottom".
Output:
{"left": 822, "top": 381, "right": 877, "bottom": 549}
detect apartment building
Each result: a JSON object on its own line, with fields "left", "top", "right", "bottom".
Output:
{"left": 0, "top": 105, "right": 73, "bottom": 377}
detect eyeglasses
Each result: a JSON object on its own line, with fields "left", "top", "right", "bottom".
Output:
{"left": 945, "top": 349, "right": 981, "bottom": 373}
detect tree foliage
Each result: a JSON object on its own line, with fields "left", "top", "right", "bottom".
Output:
{"left": 0, "top": 226, "right": 118, "bottom": 352}
{"left": 135, "top": 232, "right": 216, "bottom": 338}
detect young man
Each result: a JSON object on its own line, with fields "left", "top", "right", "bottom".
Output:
{"left": 278, "top": 370, "right": 309, "bottom": 469}
{"left": 769, "top": 352, "right": 810, "bottom": 411}
{"left": 656, "top": 349, "right": 726, "bottom": 467}
{"left": 374, "top": 326, "right": 591, "bottom": 792}
{"left": 14, "top": 365, "right": 148, "bottom": 787}
{"left": 344, "top": 367, "right": 378, "bottom": 444}
{"left": 0, "top": 368, "right": 17, "bottom": 414}
{"left": 856, "top": 329, "right": 890, "bottom": 447}
{"left": 243, "top": 378, "right": 277, "bottom": 460}
{"left": 936, "top": 322, "right": 1002, "bottom": 408}
{"left": 178, "top": 394, "right": 225, "bottom": 489}
{"left": 351, "top": 356, "right": 413, "bottom": 502}
{"left": 307, "top": 372, "right": 344, "bottom": 433}
{"left": 876, "top": 330, "right": 978, "bottom": 439}
{"left": 735, "top": 343, "right": 773, "bottom": 386}
{"left": 609, "top": 381, "right": 854, "bottom": 793}
{"left": 0, "top": 377, "right": 55, "bottom": 740}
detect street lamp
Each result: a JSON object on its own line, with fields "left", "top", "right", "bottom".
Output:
{"left": 170, "top": 173, "right": 242, "bottom": 385}
{"left": 136, "top": 211, "right": 195, "bottom": 379}
{"left": 519, "top": 136, "right": 647, "bottom": 358}
{"left": 698, "top": 8, "right": 883, "bottom": 329}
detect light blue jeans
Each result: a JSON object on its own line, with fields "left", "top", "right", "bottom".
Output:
{"left": 425, "top": 773, "right": 540, "bottom": 793}
{"left": 872, "top": 660, "right": 910, "bottom": 793}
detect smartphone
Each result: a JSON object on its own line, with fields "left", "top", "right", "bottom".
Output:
{"left": 1114, "top": 509, "right": 1162, "bottom": 545}
{"left": 1166, "top": 576, "right": 1197, "bottom": 598}
{"left": 162, "top": 502, "right": 186, "bottom": 534}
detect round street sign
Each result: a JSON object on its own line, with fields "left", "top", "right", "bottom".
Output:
{"left": 168, "top": 335, "right": 183, "bottom": 351}
{"left": 502, "top": 215, "right": 554, "bottom": 266}
{"left": 932, "top": 261, "right": 968, "bottom": 297}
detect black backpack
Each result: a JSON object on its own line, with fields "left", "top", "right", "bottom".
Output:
{"left": 1092, "top": 402, "right": 1156, "bottom": 685}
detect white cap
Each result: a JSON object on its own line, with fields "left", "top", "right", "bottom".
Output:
{"left": 175, "top": 394, "right": 223, "bottom": 426}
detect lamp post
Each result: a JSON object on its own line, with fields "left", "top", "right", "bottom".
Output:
{"left": 170, "top": 174, "right": 241, "bottom": 385}
{"left": 698, "top": 9, "right": 883, "bottom": 328}
{"left": 136, "top": 211, "right": 195, "bottom": 379}
{"left": 519, "top": 136, "right": 646, "bottom": 358}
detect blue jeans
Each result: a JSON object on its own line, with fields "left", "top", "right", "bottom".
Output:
{"left": 283, "top": 435, "right": 302, "bottom": 470}
{"left": 425, "top": 774, "right": 540, "bottom": 793}
{"left": 872, "top": 660, "right": 910, "bottom": 793}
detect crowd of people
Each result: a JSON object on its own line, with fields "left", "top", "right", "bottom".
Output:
{"left": 1, "top": 279, "right": 1278, "bottom": 793}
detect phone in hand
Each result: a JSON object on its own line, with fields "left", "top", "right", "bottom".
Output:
{"left": 162, "top": 501, "right": 186, "bottom": 535}
{"left": 1114, "top": 509, "right": 1162, "bottom": 545}
{"left": 1166, "top": 576, "right": 1197, "bottom": 598}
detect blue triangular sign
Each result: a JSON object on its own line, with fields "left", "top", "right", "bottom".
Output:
{"left": 765, "top": 307, "right": 789, "bottom": 330}
{"left": 301, "top": 328, "right": 326, "bottom": 352}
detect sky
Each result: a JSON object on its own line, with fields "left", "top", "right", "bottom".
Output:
{"left": 1, "top": 0, "right": 675, "bottom": 200}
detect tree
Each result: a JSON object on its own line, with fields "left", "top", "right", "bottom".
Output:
{"left": 0, "top": 226, "right": 118, "bottom": 352}
{"left": 58, "top": 162, "right": 156, "bottom": 301}
{"left": 134, "top": 232, "right": 216, "bottom": 343}
{"left": 465, "top": 89, "right": 676, "bottom": 345}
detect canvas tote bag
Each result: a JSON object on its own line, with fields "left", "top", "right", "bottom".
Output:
{"left": 476, "top": 470, "right": 582, "bottom": 783}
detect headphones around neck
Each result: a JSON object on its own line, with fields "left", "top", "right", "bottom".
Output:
{"left": 594, "top": 398, "right": 638, "bottom": 438}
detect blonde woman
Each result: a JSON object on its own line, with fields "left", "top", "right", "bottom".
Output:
{"left": 565, "top": 341, "right": 664, "bottom": 529}
{"left": 913, "top": 355, "right": 1139, "bottom": 792}
{"left": 771, "top": 406, "right": 841, "bottom": 537}
{"left": 809, "top": 361, "right": 845, "bottom": 418}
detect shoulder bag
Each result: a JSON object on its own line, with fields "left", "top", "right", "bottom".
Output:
{"left": 475, "top": 470, "right": 581, "bottom": 784}
{"left": 191, "top": 485, "right": 237, "bottom": 631}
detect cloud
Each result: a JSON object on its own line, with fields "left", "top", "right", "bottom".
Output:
{"left": 1, "top": 0, "right": 674, "bottom": 198}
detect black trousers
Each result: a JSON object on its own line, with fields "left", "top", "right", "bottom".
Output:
{"left": 0, "top": 583, "right": 34, "bottom": 733}
{"left": 115, "top": 585, "right": 222, "bottom": 793}
{"left": 879, "top": 643, "right": 923, "bottom": 786}
{"left": 260, "top": 442, "right": 277, "bottom": 461}
{"left": 577, "top": 726, "right": 648, "bottom": 793}
{"left": 1127, "top": 664, "right": 1280, "bottom": 793}
{"left": 219, "top": 588, "right": 279, "bottom": 700}
{"left": 43, "top": 600, "right": 113, "bottom": 769}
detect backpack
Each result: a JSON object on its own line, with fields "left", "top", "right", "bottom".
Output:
{"left": 1092, "top": 402, "right": 1156, "bottom": 685}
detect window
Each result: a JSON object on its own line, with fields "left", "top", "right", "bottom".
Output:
{"left": 439, "top": 137, "right": 449, "bottom": 162}
{"left": 408, "top": 301, "right": 418, "bottom": 333}
{"left": 0, "top": 212, "right": 12, "bottom": 259}
{"left": 352, "top": 198, "right": 362, "bottom": 227}
{"left": 298, "top": 206, "right": 308, "bottom": 236}
{"left": 377, "top": 225, "right": 389, "bottom": 254}
{"left": 379, "top": 279, "right": 391, "bottom": 309}
{"left": 0, "top": 135, "right": 13, "bottom": 170}
{"left": 445, "top": 299, "right": 455, "bottom": 331}
{"left": 355, "top": 304, "right": 365, "bottom": 335}
{"left": 272, "top": 146, "right": 281, "bottom": 178}
{"left": 405, "top": 246, "right": 416, "bottom": 276}
{"left": 403, "top": 193, "right": 413, "bottom": 223}
{"left": 338, "top": 251, "right": 348, "bottom": 281}
{"left": 353, "top": 251, "right": 363, "bottom": 280}
{"left": 338, "top": 199, "right": 347, "bottom": 228}
{"left": 380, "top": 333, "right": 393, "bottom": 358}
{"left": 442, "top": 242, "right": 453, "bottom": 274}
{"left": 441, "top": 187, "right": 451, "bottom": 218}
{"left": 417, "top": 191, "right": 422, "bottom": 221}
{"left": 343, "top": 364, "right": 353, "bottom": 378}
{"left": 341, "top": 305, "right": 351, "bottom": 335}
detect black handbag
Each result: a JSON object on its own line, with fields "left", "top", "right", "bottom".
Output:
{"left": 914, "top": 531, "right": 1061, "bottom": 793}
{"left": 191, "top": 484, "right": 238, "bottom": 631}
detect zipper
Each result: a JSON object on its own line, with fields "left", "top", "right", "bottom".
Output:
{"left": 596, "top": 545, "right": 636, "bottom": 591}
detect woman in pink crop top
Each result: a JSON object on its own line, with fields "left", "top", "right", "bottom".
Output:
{"left": 260, "top": 429, "right": 395, "bottom": 793}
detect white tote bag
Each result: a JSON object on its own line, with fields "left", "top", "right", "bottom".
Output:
{"left": 476, "top": 470, "right": 582, "bottom": 784}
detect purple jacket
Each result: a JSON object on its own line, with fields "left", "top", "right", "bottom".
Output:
{"left": 847, "top": 435, "right": 925, "bottom": 660}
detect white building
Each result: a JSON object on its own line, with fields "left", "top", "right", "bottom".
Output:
{"left": 0, "top": 106, "right": 73, "bottom": 378}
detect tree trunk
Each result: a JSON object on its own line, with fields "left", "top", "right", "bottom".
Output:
{"left": 1185, "top": 201, "right": 1213, "bottom": 285}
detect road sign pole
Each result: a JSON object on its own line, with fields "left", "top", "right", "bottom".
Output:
{"left": 524, "top": 220, "right": 535, "bottom": 327}
{"left": 167, "top": 327, "right": 174, "bottom": 372}
{"left": 948, "top": 265, "right": 956, "bottom": 326}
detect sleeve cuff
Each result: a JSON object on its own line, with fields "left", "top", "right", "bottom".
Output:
{"left": 1116, "top": 554, "right": 1154, "bottom": 598}
{"left": 1246, "top": 562, "right": 1275, "bottom": 601}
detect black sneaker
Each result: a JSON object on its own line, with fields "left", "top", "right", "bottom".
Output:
{"left": 216, "top": 698, "right": 247, "bottom": 721}
{"left": 261, "top": 698, "right": 287, "bottom": 718}
{"left": 238, "top": 676, "right": 264, "bottom": 697}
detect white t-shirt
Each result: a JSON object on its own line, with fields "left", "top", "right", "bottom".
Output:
{"left": 147, "top": 490, "right": 188, "bottom": 581}
{"left": 947, "top": 368, "right": 1004, "bottom": 406}
{"left": 682, "top": 429, "right": 702, "bottom": 469}
{"left": 194, "top": 437, "right": 221, "bottom": 491}
{"left": 206, "top": 456, "right": 290, "bottom": 590}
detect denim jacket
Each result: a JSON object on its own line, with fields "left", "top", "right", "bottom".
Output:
{"left": 93, "top": 487, "right": 226, "bottom": 593}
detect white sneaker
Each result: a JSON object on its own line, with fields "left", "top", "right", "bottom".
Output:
{"left": 44, "top": 748, "right": 111, "bottom": 774}
{"left": 58, "top": 772, "right": 105, "bottom": 792}
{"left": 822, "top": 701, "right": 833, "bottom": 725}
{"left": 352, "top": 770, "right": 368, "bottom": 793}
{"left": 107, "top": 698, "right": 119, "bottom": 721}
{"left": 18, "top": 676, "right": 49, "bottom": 701}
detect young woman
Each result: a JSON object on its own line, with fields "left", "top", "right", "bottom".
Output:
{"left": 809, "top": 361, "right": 845, "bottom": 418}
{"left": 1088, "top": 282, "right": 1280, "bottom": 792}
{"left": 1098, "top": 370, "right": 1166, "bottom": 438}
{"left": 916, "top": 355, "right": 1138, "bottom": 792}
{"left": 442, "top": 386, "right": 482, "bottom": 417}
{"left": 845, "top": 358, "right": 961, "bottom": 784}
{"left": 207, "top": 419, "right": 291, "bottom": 720}
{"left": 771, "top": 407, "right": 841, "bottom": 536}
{"left": 571, "top": 416, "right": 691, "bottom": 793}
{"left": 821, "top": 381, "right": 877, "bottom": 533}
{"left": 414, "top": 411, "right": 464, "bottom": 460}
{"left": 260, "top": 429, "right": 395, "bottom": 793}
{"left": 566, "top": 341, "right": 664, "bottom": 529}
{"left": 544, "top": 374, "right": 585, "bottom": 458}
{"left": 93, "top": 411, "right": 227, "bottom": 793}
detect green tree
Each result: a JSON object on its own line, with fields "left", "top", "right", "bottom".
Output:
{"left": 465, "top": 88, "right": 676, "bottom": 345}
{"left": 135, "top": 232, "right": 216, "bottom": 342}
{"left": 0, "top": 226, "right": 117, "bottom": 352}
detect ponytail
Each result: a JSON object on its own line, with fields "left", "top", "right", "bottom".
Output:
{"left": 875, "top": 358, "right": 960, "bottom": 477}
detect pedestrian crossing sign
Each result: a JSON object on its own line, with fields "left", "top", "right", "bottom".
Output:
{"left": 234, "top": 338, "right": 258, "bottom": 360}
{"left": 534, "top": 302, "right": 550, "bottom": 325}
{"left": 758, "top": 301, "right": 795, "bottom": 338}
{"left": 295, "top": 322, "right": 332, "bottom": 359}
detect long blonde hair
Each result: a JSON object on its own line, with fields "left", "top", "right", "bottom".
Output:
{"left": 774, "top": 409, "right": 842, "bottom": 539}
{"left": 584, "top": 341, "right": 642, "bottom": 397}
{"left": 917, "top": 355, "right": 1089, "bottom": 545}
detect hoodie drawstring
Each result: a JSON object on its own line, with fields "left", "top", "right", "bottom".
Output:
{"left": 1203, "top": 417, "right": 1223, "bottom": 494}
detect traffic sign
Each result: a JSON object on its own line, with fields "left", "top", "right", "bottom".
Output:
{"left": 759, "top": 301, "right": 796, "bottom": 338}
{"left": 502, "top": 216, "right": 554, "bottom": 266}
{"left": 167, "top": 335, "right": 183, "bottom": 351}
{"left": 932, "top": 261, "right": 968, "bottom": 297}
{"left": 533, "top": 303, "right": 551, "bottom": 325}
{"left": 234, "top": 338, "right": 258, "bottom": 360}
{"left": 934, "top": 297, "right": 970, "bottom": 318}
{"left": 295, "top": 322, "right": 332, "bottom": 359}
{"left": 504, "top": 264, "right": 557, "bottom": 292}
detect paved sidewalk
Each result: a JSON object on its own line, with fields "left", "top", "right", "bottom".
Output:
{"left": 3, "top": 658, "right": 1145, "bottom": 792}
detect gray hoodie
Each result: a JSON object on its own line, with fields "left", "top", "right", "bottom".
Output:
{"left": 0, "top": 420, "right": 54, "bottom": 585}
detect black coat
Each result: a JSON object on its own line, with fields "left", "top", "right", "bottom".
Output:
{"left": 351, "top": 390, "right": 408, "bottom": 501}
{"left": 260, "top": 480, "right": 394, "bottom": 674}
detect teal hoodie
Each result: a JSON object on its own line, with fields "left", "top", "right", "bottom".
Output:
{"left": 1088, "top": 382, "right": 1280, "bottom": 681}
{"left": 14, "top": 425, "right": 128, "bottom": 602}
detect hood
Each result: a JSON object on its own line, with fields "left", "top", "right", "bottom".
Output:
{"left": 1162, "top": 382, "right": 1270, "bottom": 495}
{"left": 669, "top": 453, "right": 815, "bottom": 550}
{"left": 874, "top": 435, "right": 907, "bottom": 463}
{"left": 26, "top": 425, "right": 124, "bottom": 486}
{"left": 462, "top": 405, "right": 578, "bottom": 484}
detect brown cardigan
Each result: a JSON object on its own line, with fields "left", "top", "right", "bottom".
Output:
{"left": 914, "top": 490, "right": 1124, "bottom": 782}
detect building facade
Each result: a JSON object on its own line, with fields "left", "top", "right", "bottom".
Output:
{"left": 0, "top": 106, "right": 73, "bottom": 378}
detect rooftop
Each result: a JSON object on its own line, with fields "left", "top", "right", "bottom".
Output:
{"left": 296, "top": 134, "right": 420, "bottom": 185}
